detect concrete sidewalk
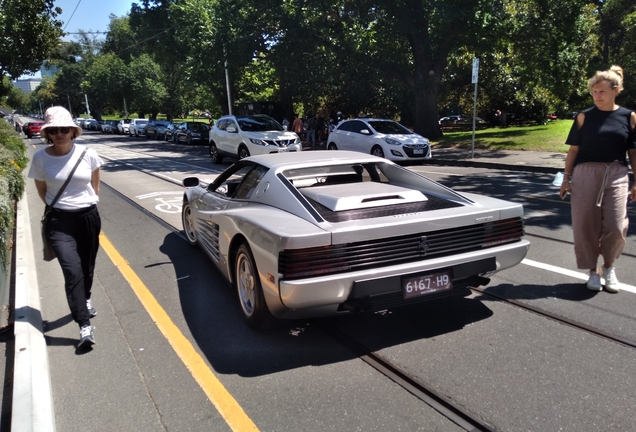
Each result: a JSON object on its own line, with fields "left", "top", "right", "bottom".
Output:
{"left": 8, "top": 144, "right": 568, "bottom": 432}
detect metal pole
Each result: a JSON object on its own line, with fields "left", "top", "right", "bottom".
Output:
{"left": 84, "top": 94, "right": 91, "bottom": 118}
{"left": 471, "top": 82, "right": 477, "bottom": 159}
{"left": 67, "top": 92, "right": 72, "bottom": 115}
{"left": 224, "top": 48, "right": 232, "bottom": 115}
{"left": 123, "top": 97, "right": 128, "bottom": 118}
{"left": 470, "top": 58, "right": 479, "bottom": 159}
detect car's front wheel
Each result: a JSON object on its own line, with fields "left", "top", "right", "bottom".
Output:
{"left": 327, "top": 142, "right": 338, "bottom": 150}
{"left": 209, "top": 143, "right": 223, "bottom": 164}
{"left": 371, "top": 145, "right": 385, "bottom": 158}
{"left": 238, "top": 146, "right": 250, "bottom": 159}
{"left": 235, "top": 243, "right": 273, "bottom": 329}
{"left": 181, "top": 200, "right": 198, "bottom": 247}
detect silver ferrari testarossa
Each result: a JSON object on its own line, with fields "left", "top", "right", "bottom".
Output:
{"left": 181, "top": 151, "right": 529, "bottom": 328}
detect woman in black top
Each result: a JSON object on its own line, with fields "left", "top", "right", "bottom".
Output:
{"left": 561, "top": 66, "right": 636, "bottom": 293}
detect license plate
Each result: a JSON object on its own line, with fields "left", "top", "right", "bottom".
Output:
{"left": 413, "top": 149, "right": 424, "bottom": 154}
{"left": 402, "top": 270, "right": 452, "bottom": 299}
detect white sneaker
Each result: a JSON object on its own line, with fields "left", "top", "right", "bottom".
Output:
{"left": 602, "top": 267, "right": 620, "bottom": 293}
{"left": 586, "top": 271, "right": 602, "bottom": 291}
{"left": 78, "top": 325, "right": 95, "bottom": 348}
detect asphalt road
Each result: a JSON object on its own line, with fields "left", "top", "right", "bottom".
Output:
{"left": 13, "top": 130, "right": 636, "bottom": 431}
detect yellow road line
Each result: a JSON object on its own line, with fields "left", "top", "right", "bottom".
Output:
{"left": 99, "top": 233, "right": 259, "bottom": 432}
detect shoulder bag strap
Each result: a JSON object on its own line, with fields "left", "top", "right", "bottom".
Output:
{"left": 47, "top": 148, "right": 88, "bottom": 210}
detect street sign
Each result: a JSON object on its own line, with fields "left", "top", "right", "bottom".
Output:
{"left": 471, "top": 58, "right": 479, "bottom": 84}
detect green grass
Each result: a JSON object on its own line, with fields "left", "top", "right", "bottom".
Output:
{"left": 433, "top": 119, "right": 572, "bottom": 153}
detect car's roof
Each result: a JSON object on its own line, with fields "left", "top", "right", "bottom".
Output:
{"left": 244, "top": 150, "right": 386, "bottom": 169}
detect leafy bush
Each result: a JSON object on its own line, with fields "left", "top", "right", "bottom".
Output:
{"left": 0, "top": 120, "right": 27, "bottom": 268}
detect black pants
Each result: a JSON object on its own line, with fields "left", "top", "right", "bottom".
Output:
{"left": 45, "top": 205, "right": 101, "bottom": 327}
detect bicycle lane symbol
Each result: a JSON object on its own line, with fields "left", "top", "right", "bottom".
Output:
{"left": 136, "top": 191, "right": 183, "bottom": 214}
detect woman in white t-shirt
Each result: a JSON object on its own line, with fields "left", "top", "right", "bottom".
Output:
{"left": 28, "top": 106, "right": 103, "bottom": 349}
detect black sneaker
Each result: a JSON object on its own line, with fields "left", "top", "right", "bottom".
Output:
{"left": 86, "top": 299, "right": 97, "bottom": 318}
{"left": 78, "top": 325, "right": 95, "bottom": 348}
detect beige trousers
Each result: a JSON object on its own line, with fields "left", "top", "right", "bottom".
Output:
{"left": 571, "top": 162, "right": 629, "bottom": 269}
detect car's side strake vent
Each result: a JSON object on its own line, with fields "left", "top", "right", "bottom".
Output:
{"left": 199, "top": 221, "right": 220, "bottom": 261}
{"left": 279, "top": 217, "right": 524, "bottom": 279}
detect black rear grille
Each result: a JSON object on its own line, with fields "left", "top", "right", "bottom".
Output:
{"left": 279, "top": 217, "right": 524, "bottom": 279}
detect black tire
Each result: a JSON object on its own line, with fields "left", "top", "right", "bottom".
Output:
{"left": 327, "top": 142, "right": 338, "bottom": 150}
{"left": 145, "top": 132, "right": 150, "bottom": 139}
{"left": 235, "top": 243, "right": 274, "bottom": 329}
{"left": 371, "top": 145, "right": 385, "bottom": 158}
{"left": 238, "top": 146, "right": 250, "bottom": 159}
{"left": 181, "top": 200, "right": 198, "bottom": 247}
{"left": 187, "top": 136, "right": 192, "bottom": 146}
{"left": 165, "top": 134, "right": 169, "bottom": 142}
{"left": 209, "top": 143, "right": 223, "bottom": 164}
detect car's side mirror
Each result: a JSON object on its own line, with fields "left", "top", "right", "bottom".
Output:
{"left": 183, "top": 177, "right": 200, "bottom": 188}
{"left": 226, "top": 126, "right": 237, "bottom": 133}
{"left": 360, "top": 129, "right": 371, "bottom": 135}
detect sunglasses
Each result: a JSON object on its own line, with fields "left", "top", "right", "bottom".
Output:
{"left": 47, "top": 127, "right": 71, "bottom": 135}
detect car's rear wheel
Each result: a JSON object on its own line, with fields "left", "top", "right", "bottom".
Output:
{"left": 238, "top": 146, "right": 250, "bottom": 159}
{"left": 327, "top": 142, "right": 338, "bottom": 150}
{"left": 181, "top": 200, "right": 198, "bottom": 247}
{"left": 371, "top": 145, "right": 385, "bottom": 158}
{"left": 235, "top": 243, "right": 273, "bottom": 329}
{"left": 187, "top": 136, "right": 192, "bottom": 145}
{"left": 209, "top": 143, "right": 223, "bottom": 164}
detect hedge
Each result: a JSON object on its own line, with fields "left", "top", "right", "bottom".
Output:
{"left": 0, "top": 120, "right": 27, "bottom": 269}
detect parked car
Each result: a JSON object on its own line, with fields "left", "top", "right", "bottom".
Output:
{"left": 208, "top": 114, "right": 301, "bottom": 164}
{"left": 164, "top": 122, "right": 181, "bottom": 142}
{"left": 128, "top": 119, "right": 149, "bottom": 136}
{"left": 181, "top": 150, "right": 529, "bottom": 328}
{"left": 84, "top": 119, "right": 98, "bottom": 130}
{"left": 117, "top": 119, "right": 131, "bottom": 134}
{"left": 145, "top": 120, "right": 171, "bottom": 139}
{"left": 23, "top": 121, "right": 44, "bottom": 138}
{"left": 439, "top": 115, "right": 464, "bottom": 125}
{"left": 327, "top": 118, "right": 431, "bottom": 161}
{"left": 101, "top": 120, "right": 119, "bottom": 133}
{"left": 174, "top": 121, "right": 211, "bottom": 145}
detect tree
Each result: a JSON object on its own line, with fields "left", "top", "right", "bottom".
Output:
{"left": 5, "top": 84, "right": 30, "bottom": 111}
{"left": 0, "top": 0, "right": 63, "bottom": 79}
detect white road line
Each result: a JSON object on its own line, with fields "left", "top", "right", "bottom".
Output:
{"left": 522, "top": 258, "right": 636, "bottom": 294}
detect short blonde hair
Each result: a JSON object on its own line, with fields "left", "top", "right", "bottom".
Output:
{"left": 587, "top": 65, "right": 624, "bottom": 93}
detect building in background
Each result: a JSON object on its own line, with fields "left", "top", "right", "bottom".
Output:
{"left": 12, "top": 78, "right": 42, "bottom": 94}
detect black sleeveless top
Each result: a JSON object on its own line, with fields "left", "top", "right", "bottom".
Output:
{"left": 565, "top": 106, "right": 636, "bottom": 166}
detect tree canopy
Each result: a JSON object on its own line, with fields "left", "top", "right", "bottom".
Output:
{"left": 11, "top": 0, "right": 636, "bottom": 137}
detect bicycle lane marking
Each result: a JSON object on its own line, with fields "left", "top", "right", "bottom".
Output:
{"left": 99, "top": 232, "right": 260, "bottom": 432}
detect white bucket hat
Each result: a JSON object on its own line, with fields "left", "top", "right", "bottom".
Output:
{"left": 40, "top": 106, "right": 82, "bottom": 139}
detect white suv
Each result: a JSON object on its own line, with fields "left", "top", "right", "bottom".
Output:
{"left": 208, "top": 115, "right": 301, "bottom": 164}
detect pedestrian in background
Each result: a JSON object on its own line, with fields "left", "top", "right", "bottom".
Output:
{"left": 560, "top": 65, "right": 636, "bottom": 293}
{"left": 306, "top": 113, "right": 317, "bottom": 146}
{"left": 292, "top": 113, "right": 304, "bottom": 141}
{"left": 28, "top": 106, "right": 103, "bottom": 348}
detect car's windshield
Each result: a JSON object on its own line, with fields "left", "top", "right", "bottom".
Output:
{"left": 367, "top": 121, "right": 412, "bottom": 135}
{"left": 137, "top": 120, "right": 148, "bottom": 125}
{"left": 189, "top": 123, "right": 210, "bottom": 132}
{"left": 237, "top": 116, "right": 284, "bottom": 132}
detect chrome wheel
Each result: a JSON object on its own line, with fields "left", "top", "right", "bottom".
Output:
{"left": 181, "top": 201, "right": 198, "bottom": 246}
{"left": 236, "top": 246, "right": 257, "bottom": 318}
{"left": 327, "top": 143, "right": 338, "bottom": 150}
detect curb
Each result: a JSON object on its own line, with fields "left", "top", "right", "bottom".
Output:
{"left": 12, "top": 192, "right": 56, "bottom": 432}
{"left": 423, "top": 158, "right": 562, "bottom": 174}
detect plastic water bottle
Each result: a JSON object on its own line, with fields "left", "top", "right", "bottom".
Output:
{"left": 552, "top": 172, "right": 564, "bottom": 187}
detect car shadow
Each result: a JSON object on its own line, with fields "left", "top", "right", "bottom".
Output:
{"left": 160, "top": 232, "right": 496, "bottom": 377}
